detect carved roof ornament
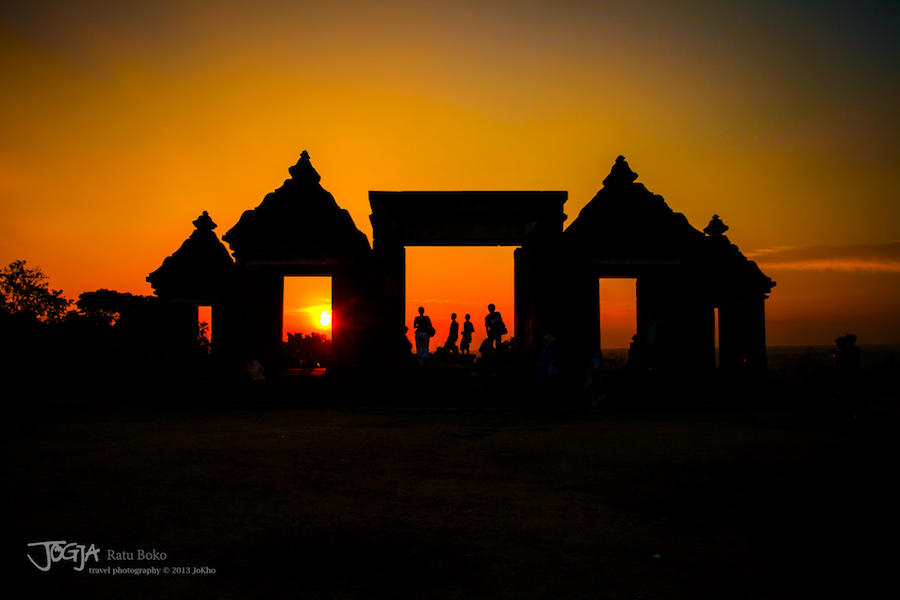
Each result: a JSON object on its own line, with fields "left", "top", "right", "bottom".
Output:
{"left": 147, "top": 211, "right": 235, "bottom": 299}
{"left": 564, "top": 155, "right": 690, "bottom": 255}
{"left": 703, "top": 214, "right": 729, "bottom": 237}
{"left": 193, "top": 210, "right": 217, "bottom": 232}
{"left": 560, "top": 155, "right": 775, "bottom": 295}
{"left": 602, "top": 155, "right": 639, "bottom": 188}
{"left": 223, "top": 150, "right": 371, "bottom": 260}
{"left": 288, "top": 150, "right": 321, "bottom": 183}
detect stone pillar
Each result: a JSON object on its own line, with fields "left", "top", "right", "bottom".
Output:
{"left": 718, "top": 296, "right": 768, "bottom": 372}
{"left": 669, "top": 301, "right": 716, "bottom": 372}
{"left": 210, "top": 292, "right": 240, "bottom": 372}
{"left": 563, "top": 266, "right": 600, "bottom": 375}
{"left": 632, "top": 272, "right": 716, "bottom": 373}
{"left": 521, "top": 242, "right": 575, "bottom": 361}
{"left": 331, "top": 262, "right": 372, "bottom": 375}
{"left": 151, "top": 301, "right": 202, "bottom": 383}
{"left": 373, "top": 242, "right": 406, "bottom": 369}
{"left": 238, "top": 264, "right": 285, "bottom": 373}
{"left": 513, "top": 247, "right": 531, "bottom": 359}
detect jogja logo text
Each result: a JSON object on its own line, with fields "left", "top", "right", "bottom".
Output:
{"left": 27, "top": 540, "right": 100, "bottom": 572}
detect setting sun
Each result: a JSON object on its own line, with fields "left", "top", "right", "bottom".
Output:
{"left": 283, "top": 276, "right": 332, "bottom": 341}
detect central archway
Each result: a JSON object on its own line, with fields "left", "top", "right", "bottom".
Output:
{"left": 369, "top": 191, "right": 567, "bottom": 362}
{"left": 405, "top": 246, "right": 515, "bottom": 357}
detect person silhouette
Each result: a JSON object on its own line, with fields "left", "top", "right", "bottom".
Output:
{"left": 444, "top": 313, "right": 459, "bottom": 353}
{"left": 485, "top": 304, "right": 506, "bottom": 352}
{"left": 460, "top": 314, "right": 474, "bottom": 355}
{"left": 413, "top": 306, "right": 434, "bottom": 366}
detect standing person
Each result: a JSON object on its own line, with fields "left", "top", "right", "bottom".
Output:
{"left": 444, "top": 313, "right": 459, "bottom": 353}
{"left": 413, "top": 306, "right": 434, "bottom": 366}
{"left": 460, "top": 314, "right": 474, "bottom": 355}
{"left": 485, "top": 304, "right": 506, "bottom": 352}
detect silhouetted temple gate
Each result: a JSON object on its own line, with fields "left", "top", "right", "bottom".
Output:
{"left": 147, "top": 211, "right": 235, "bottom": 371}
{"left": 368, "top": 191, "right": 568, "bottom": 363}
{"left": 150, "top": 152, "right": 373, "bottom": 377}
{"left": 557, "top": 156, "right": 775, "bottom": 375}
{"left": 220, "top": 152, "right": 372, "bottom": 375}
{"left": 149, "top": 152, "right": 774, "bottom": 386}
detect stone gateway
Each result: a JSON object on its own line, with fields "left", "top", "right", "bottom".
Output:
{"left": 149, "top": 152, "right": 774, "bottom": 384}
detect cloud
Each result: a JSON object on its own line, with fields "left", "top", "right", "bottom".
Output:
{"left": 747, "top": 242, "right": 900, "bottom": 272}
{"left": 286, "top": 302, "right": 331, "bottom": 316}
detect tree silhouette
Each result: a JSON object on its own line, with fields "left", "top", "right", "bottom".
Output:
{"left": 284, "top": 332, "right": 332, "bottom": 368}
{"left": 0, "top": 260, "right": 70, "bottom": 322}
{"left": 198, "top": 321, "right": 212, "bottom": 356}
{"left": 76, "top": 289, "right": 154, "bottom": 327}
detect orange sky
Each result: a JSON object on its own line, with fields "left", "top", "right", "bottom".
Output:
{"left": 2, "top": 1, "right": 899, "bottom": 347}
{"left": 283, "top": 276, "right": 333, "bottom": 341}
{"left": 406, "top": 247, "right": 516, "bottom": 354}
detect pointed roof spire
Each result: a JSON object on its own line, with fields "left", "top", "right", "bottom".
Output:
{"left": 223, "top": 151, "right": 371, "bottom": 259}
{"left": 193, "top": 210, "right": 216, "bottom": 232}
{"left": 703, "top": 214, "right": 729, "bottom": 237}
{"left": 602, "top": 155, "right": 639, "bottom": 188}
{"left": 287, "top": 150, "right": 321, "bottom": 183}
{"left": 147, "top": 211, "right": 234, "bottom": 299}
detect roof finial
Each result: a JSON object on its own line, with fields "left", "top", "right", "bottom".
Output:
{"left": 288, "top": 150, "right": 321, "bottom": 183}
{"left": 704, "top": 214, "right": 729, "bottom": 237}
{"left": 602, "top": 155, "right": 639, "bottom": 188}
{"left": 193, "top": 211, "right": 216, "bottom": 231}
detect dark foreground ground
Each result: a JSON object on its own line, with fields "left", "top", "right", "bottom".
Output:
{"left": 3, "top": 388, "right": 898, "bottom": 599}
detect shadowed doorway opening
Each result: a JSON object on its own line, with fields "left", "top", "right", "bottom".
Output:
{"left": 405, "top": 246, "right": 515, "bottom": 358}
{"left": 714, "top": 307, "right": 720, "bottom": 368}
{"left": 198, "top": 305, "right": 212, "bottom": 352}
{"left": 283, "top": 276, "right": 332, "bottom": 371}
{"left": 599, "top": 278, "right": 637, "bottom": 367}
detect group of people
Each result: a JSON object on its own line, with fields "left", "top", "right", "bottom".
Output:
{"left": 412, "top": 306, "right": 608, "bottom": 411}
{"left": 413, "top": 304, "right": 506, "bottom": 366}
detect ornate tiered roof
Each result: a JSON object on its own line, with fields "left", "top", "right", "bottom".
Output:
{"left": 147, "top": 211, "right": 234, "bottom": 299}
{"left": 564, "top": 156, "right": 774, "bottom": 295}
{"left": 223, "top": 151, "right": 371, "bottom": 261}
